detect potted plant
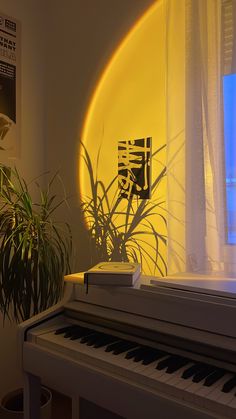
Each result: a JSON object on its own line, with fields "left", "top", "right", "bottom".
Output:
{"left": 0, "top": 165, "right": 72, "bottom": 322}
{"left": 0, "top": 387, "right": 52, "bottom": 419}
{"left": 0, "top": 165, "right": 72, "bottom": 417}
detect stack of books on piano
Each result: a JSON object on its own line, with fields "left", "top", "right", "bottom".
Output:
{"left": 84, "top": 262, "right": 141, "bottom": 287}
{"left": 65, "top": 262, "right": 141, "bottom": 289}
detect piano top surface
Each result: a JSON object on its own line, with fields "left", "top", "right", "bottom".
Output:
{"left": 147, "top": 273, "right": 236, "bottom": 299}
{"left": 65, "top": 271, "right": 236, "bottom": 300}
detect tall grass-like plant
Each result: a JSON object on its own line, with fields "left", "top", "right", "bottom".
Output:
{"left": 0, "top": 166, "right": 72, "bottom": 322}
{"left": 81, "top": 143, "right": 167, "bottom": 276}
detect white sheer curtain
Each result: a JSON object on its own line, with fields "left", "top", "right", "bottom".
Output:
{"left": 166, "top": 0, "right": 235, "bottom": 276}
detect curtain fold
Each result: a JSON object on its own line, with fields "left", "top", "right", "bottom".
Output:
{"left": 166, "top": 0, "right": 233, "bottom": 276}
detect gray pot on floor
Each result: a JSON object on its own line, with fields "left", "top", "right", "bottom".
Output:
{"left": 0, "top": 387, "right": 52, "bottom": 419}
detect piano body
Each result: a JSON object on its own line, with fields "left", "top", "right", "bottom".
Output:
{"left": 19, "top": 275, "right": 236, "bottom": 419}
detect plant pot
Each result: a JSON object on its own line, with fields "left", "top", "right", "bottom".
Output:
{"left": 0, "top": 387, "right": 52, "bottom": 419}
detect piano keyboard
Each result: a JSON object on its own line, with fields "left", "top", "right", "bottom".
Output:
{"left": 28, "top": 321, "right": 236, "bottom": 418}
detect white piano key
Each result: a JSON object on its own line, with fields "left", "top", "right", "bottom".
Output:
{"left": 137, "top": 362, "right": 167, "bottom": 378}
{"left": 100, "top": 347, "right": 137, "bottom": 368}
{"left": 38, "top": 332, "right": 117, "bottom": 367}
{"left": 142, "top": 364, "right": 195, "bottom": 401}
{"left": 106, "top": 349, "right": 157, "bottom": 373}
{"left": 163, "top": 363, "right": 194, "bottom": 386}
{"left": 158, "top": 369, "right": 182, "bottom": 384}
{"left": 130, "top": 355, "right": 167, "bottom": 375}
{"left": 216, "top": 390, "right": 235, "bottom": 405}
{"left": 126, "top": 359, "right": 162, "bottom": 380}
{"left": 145, "top": 364, "right": 194, "bottom": 400}
{"left": 127, "top": 361, "right": 153, "bottom": 373}
{"left": 116, "top": 357, "right": 140, "bottom": 371}
{"left": 183, "top": 380, "right": 207, "bottom": 404}
{"left": 211, "top": 395, "right": 236, "bottom": 418}
{"left": 195, "top": 374, "right": 229, "bottom": 407}
{"left": 132, "top": 358, "right": 158, "bottom": 373}
{"left": 147, "top": 366, "right": 171, "bottom": 382}
{"left": 162, "top": 363, "right": 195, "bottom": 391}
{"left": 84, "top": 344, "right": 145, "bottom": 381}
{"left": 37, "top": 333, "right": 190, "bottom": 394}
{"left": 144, "top": 364, "right": 165, "bottom": 378}
{"left": 34, "top": 328, "right": 236, "bottom": 418}
{"left": 205, "top": 373, "right": 235, "bottom": 402}
{"left": 199, "top": 375, "right": 236, "bottom": 418}
{"left": 174, "top": 376, "right": 194, "bottom": 391}
{"left": 228, "top": 396, "right": 236, "bottom": 409}
{"left": 166, "top": 369, "right": 199, "bottom": 403}
{"left": 224, "top": 395, "right": 236, "bottom": 419}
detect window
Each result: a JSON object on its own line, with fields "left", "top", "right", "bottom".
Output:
{"left": 223, "top": 73, "right": 236, "bottom": 244}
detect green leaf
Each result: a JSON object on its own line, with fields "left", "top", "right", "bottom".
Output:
{"left": 0, "top": 165, "right": 72, "bottom": 323}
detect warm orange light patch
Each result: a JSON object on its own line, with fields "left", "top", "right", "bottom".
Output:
{"left": 79, "top": 0, "right": 167, "bottom": 275}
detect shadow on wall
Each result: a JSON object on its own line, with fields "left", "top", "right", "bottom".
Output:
{"left": 80, "top": 142, "right": 167, "bottom": 276}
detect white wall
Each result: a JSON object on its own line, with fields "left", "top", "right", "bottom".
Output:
{"left": 0, "top": 0, "right": 46, "bottom": 397}
{"left": 45, "top": 0, "right": 156, "bottom": 272}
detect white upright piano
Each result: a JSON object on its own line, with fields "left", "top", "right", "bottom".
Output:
{"left": 19, "top": 274, "right": 236, "bottom": 419}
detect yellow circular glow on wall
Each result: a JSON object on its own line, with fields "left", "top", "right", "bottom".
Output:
{"left": 79, "top": 0, "right": 167, "bottom": 275}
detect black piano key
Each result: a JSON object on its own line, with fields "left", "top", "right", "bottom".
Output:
{"left": 106, "top": 339, "right": 137, "bottom": 354}
{"left": 142, "top": 350, "right": 168, "bottom": 365}
{"left": 93, "top": 335, "right": 118, "bottom": 349}
{"left": 105, "top": 340, "right": 127, "bottom": 353}
{"left": 192, "top": 365, "right": 216, "bottom": 383}
{"left": 134, "top": 347, "right": 156, "bottom": 363}
{"left": 55, "top": 325, "right": 72, "bottom": 335}
{"left": 70, "top": 327, "right": 93, "bottom": 340}
{"left": 125, "top": 346, "right": 144, "bottom": 360}
{"left": 222, "top": 375, "right": 236, "bottom": 393}
{"left": 85, "top": 332, "right": 104, "bottom": 346}
{"left": 80, "top": 332, "right": 100, "bottom": 344}
{"left": 87, "top": 333, "right": 115, "bottom": 347}
{"left": 204, "top": 369, "right": 226, "bottom": 387}
{"left": 166, "top": 357, "right": 190, "bottom": 374}
{"left": 181, "top": 362, "right": 206, "bottom": 379}
{"left": 113, "top": 341, "right": 138, "bottom": 355}
{"left": 64, "top": 326, "right": 85, "bottom": 338}
{"left": 129, "top": 346, "right": 149, "bottom": 362}
{"left": 156, "top": 355, "right": 179, "bottom": 371}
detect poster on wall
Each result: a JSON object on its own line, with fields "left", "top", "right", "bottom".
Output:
{"left": 118, "top": 137, "right": 152, "bottom": 199}
{"left": 0, "top": 12, "right": 20, "bottom": 158}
